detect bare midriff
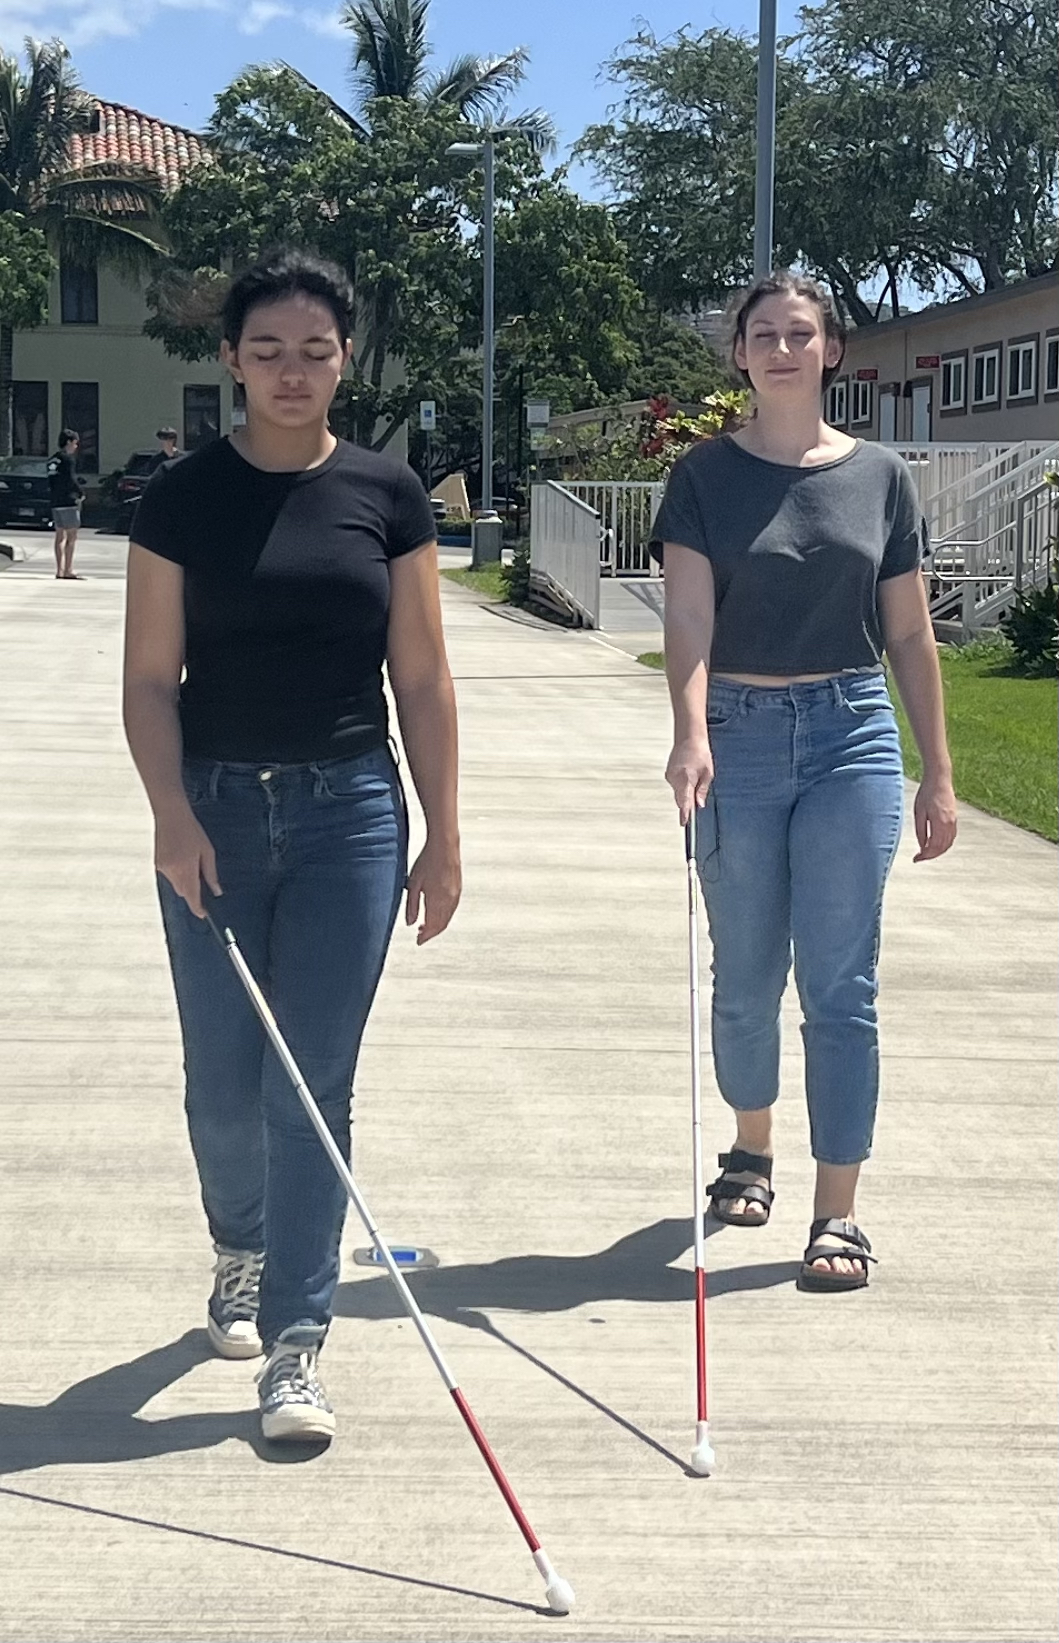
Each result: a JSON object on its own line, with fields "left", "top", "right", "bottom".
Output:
{"left": 712, "top": 671, "right": 841, "bottom": 687}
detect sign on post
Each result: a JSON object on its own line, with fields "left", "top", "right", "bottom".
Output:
{"left": 419, "top": 400, "right": 437, "bottom": 431}
{"left": 526, "top": 400, "right": 550, "bottom": 428}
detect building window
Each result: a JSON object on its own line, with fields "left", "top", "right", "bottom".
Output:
{"left": 184, "top": 385, "right": 221, "bottom": 451}
{"left": 60, "top": 382, "right": 99, "bottom": 472}
{"left": 12, "top": 381, "right": 48, "bottom": 456}
{"left": 1006, "top": 339, "right": 1037, "bottom": 401}
{"left": 60, "top": 258, "right": 98, "bottom": 325}
{"left": 826, "top": 377, "right": 848, "bottom": 426}
{"left": 941, "top": 357, "right": 966, "bottom": 411}
{"left": 851, "top": 379, "right": 873, "bottom": 426}
{"left": 972, "top": 348, "right": 1000, "bottom": 406}
{"left": 1045, "top": 335, "right": 1059, "bottom": 397}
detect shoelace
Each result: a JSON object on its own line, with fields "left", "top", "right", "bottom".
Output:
{"left": 256, "top": 1344, "right": 324, "bottom": 1405}
{"left": 214, "top": 1251, "right": 262, "bottom": 1320}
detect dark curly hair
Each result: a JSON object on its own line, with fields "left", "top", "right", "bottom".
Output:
{"left": 221, "top": 248, "right": 354, "bottom": 348}
{"left": 728, "top": 270, "right": 847, "bottom": 391}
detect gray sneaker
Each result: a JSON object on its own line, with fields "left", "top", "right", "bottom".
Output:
{"left": 256, "top": 1325, "right": 335, "bottom": 1442}
{"left": 207, "top": 1246, "right": 264, "bottom": 1360}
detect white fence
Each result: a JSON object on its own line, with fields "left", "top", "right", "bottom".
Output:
{"left": 894, "top": 441, "right": 1057, "bottom": 540}
{"left": 529, "top": 481, "right": 601, "bottom": 627}
{"left": 928, "top": 463, "right": 1058, "bottom": 638}
{"left": 559, "top": 481, "right": 664, "bottom": 576}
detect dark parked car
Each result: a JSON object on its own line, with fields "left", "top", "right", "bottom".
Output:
{"left": 0, "top": 457, "right": 54, "bottom": 527}
{"left": 113, "top": 450, "right": 162, "bottom": 533}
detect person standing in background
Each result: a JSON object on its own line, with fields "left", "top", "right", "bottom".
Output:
{"left": 48, "top": 430, "right": 84, "bottom": 580}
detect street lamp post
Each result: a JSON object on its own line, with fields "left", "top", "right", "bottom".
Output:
{"left": 754, "top": 0, "right": 778, "bottom": 277}
{"left": 447, "top": 135, "right": 500, "bottom": 557}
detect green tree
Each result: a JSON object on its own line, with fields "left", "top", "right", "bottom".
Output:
{"left": 147, "top": 67, "right": 473, "bottom": 450}
{"left": 577, "top": 5, "right": 1057, "bottom": 320}
{"left": 0, "top": 37, "right": 167, "bottom": 452}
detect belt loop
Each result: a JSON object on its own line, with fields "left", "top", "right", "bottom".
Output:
{"left": 830, "top": 677, "right": 842, "bottom": 707}
{"left": 309, "top": 761, "right": 324, "bottom": 798}
{"left": 738, "top": 686, "right": 751, "bottom": 716}
{"left": 208, "top": 763, "right": 222, "bottom": 800}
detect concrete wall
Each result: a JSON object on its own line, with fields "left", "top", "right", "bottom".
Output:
{"left": 12, "top": 264, "right": 407, "bottom": 480}
{"left": 834, "top": 274, "right": 1059, "bottom": 444}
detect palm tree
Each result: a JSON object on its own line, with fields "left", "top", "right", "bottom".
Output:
{"left": 0, "top": 37, "right": 168, "bottom": 453}
{"left": 342, "top": 0, "right": 555, "bottom": 147}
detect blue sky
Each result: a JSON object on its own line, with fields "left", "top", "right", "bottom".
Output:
{"left": 0, "top": 0, "right": 803, "bottom": 195}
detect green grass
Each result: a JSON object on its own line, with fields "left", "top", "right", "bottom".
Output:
{"left": 895, "top": 640, "right": 1057, "bottom": 841}
{"left": 440, "top": 563, "right": 507, "bottom": 601}
{"left": 636, "top": 640, "right": 1058, "bottom": 840}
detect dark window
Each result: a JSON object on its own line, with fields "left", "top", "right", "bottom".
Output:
{"left": 184, "top": 384, "right": 221, "bottom": 451}
{"left": 12, "top": 381, "right": 48, "bottom": 456}
{"left": 61, "top": 382, "right": 99, "bottom": 472}
{"left": 60, "top": 258, "right": 99, "bottom": 325}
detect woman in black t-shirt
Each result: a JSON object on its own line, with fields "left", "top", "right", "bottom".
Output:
{"left": 123, "top": 250, "right": 460, "bottom": 1444}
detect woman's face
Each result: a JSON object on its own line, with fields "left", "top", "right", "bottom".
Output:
{"left": 734, "top": 292, "right": 842, "bottom": 399}
{"left": 222, "top": 294, "right": 351, "bottom": 431}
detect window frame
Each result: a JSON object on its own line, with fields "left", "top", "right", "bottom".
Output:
{"left": 826, "top": 375, "right": 849, "bottom": 427}
{"left": 60, "top": 381, "right": 99, "bottom": 472}
{"left": 183, "top": 384, "right": 222, "bottom": 452}
{"left": 1006, "top": 335, "right": 1038, "bottom": 404}
{"left": 940, "top": 351, "right": 967, "bottom": 415}
{"left": 971, "top": 343, "right": 1001, "bottom": 409}
{"left": 11, "top": 380, "right": 49, "bottom": 456}
{"left": 59, "top": 257, "right": 99, "bottom": 326}
{"left": 850, "top": 378, "right": 873, "bottom": 427}
{"left": 1044, "top": 331, "right": 1059, "bottom": 399}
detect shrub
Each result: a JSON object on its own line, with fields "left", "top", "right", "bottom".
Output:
{"left": 501, "top": 540, "right": 530, "bottom": 606}
{"left": 1000, "top": 571, "right": 1059, "bottom": 677}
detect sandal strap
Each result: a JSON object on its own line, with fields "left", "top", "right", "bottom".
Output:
{"left": 706, "top": 1179, "right": 775, "bottom": 1209}
{"left": 716, "top": 1148, "right": 773, "bottom": 1179}
{"left": 804, "top": 1217, "right": 877, "bottom": 1262}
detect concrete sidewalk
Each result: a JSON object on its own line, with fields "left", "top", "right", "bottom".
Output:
{"left": 1, "top": 538, "right": 1056, "bottom": 1643}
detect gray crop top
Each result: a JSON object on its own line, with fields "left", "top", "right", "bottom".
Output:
{"left": 648, "top": 436, "right": 928, "bottom": 676}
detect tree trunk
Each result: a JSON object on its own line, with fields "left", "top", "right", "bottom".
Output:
{"left": 0, "top": 322, "right": 13, "bottom": 458}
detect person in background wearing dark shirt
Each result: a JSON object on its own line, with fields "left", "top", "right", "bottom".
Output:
{"left": 48, "top": 429, "right": 84, "bottom": 579}
{"left": 146, "top": 427, "right": 182, "bottom": 474}
{"left": 123, "top": 250, "right": 460, "bottom": 1446}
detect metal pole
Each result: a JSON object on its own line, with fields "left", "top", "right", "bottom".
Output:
{"left": 515, "top": 362, "right": 524, "bottom": 537}
{"left": 482, "top": 135, "right": 496, "bottom": 513}
{"left": 753, "top": 0, "right": 778, "bottom": 278}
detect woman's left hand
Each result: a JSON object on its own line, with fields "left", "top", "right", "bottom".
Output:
{"left": 406, "top": 837, "right": 462, "bottom": 944}
{"left": 913, "top": 774, "right": 958, "bottom": 862}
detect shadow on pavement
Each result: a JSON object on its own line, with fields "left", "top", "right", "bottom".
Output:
{"left": 334, "top": 1216, "right": 801, "bottom": 1475}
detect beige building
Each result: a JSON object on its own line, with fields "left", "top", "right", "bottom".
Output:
{"left": 11, "top": 99, "right": 403, "bottom": 486}
{"left": 830, "top": 272, "right": 1058, "bottom": 444}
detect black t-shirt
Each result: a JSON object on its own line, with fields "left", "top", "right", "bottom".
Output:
{"left": 48, "top": 452, "right": 82, "bottom": 507}
{"left": 132, "top": 436, "right": 437, "bottom": 762}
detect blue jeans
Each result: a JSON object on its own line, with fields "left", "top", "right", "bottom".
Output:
{"left": 696, "top": 674, "right": 904, "bottom": 1166}
{"left": 158, "top": 745, "right": 407, "bottom": 1349}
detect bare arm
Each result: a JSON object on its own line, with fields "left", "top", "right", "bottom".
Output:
{"left": 386, "top": 542, "right": 461, "bottom": 943}
{"left": 122, "top": 543, "right": 219, "bottom": 915}
{"left": 879, "top": 569, "right": 958, "bottom": 862}
{"left": 663, "top": 544, "right": 716, "bottom": 823}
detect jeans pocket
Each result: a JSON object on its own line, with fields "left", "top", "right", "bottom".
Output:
{"left": 697, "top": 793, "right": 721, "bottom": 883}
{"left": 844, "top": 689, "right": 890, "bottom": 718}
{"left": 181, "top": 762, "right": 213, "bottom": 806}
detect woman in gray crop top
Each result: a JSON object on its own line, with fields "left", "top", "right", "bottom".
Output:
{"left": 651, "top": 269, "right": 957, "bottom": 1292}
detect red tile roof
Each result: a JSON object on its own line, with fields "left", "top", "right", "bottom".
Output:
{"left": 67, "top": 101, "right": 208, "bottom": 193}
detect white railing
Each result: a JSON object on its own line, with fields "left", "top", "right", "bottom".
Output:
{"left": 530, "top": 481, "right": 601, "bottom": 627}
{"left": 901, "top": 440, "right": 1058, "bottom": 540}
{"left": 559, "top": 481, "right": 664, "bottom": 576}
{"left": 928, "top": 474, "right": 1057, "bottom": 638}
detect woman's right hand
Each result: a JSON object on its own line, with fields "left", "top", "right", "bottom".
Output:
{"left": 665, "top": 735, "right": 714, "bottom": 825}
{"left": 154, "top": 804, "right": 221, "bottom": 918}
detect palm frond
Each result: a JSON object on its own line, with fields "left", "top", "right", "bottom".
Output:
{"left": 47, "top": 212, "right": 169, "bottom": 273}
{"left": 491, "top": 106, "right": 558, "bottom": 157}
{"left": 343, "top": 0, "right": 431, "bottom": 107}
{"left": 427, "top": 48, "right": 528, "bottom": 118}
{"left": 0, "top": 38, "right": 93, "bottom": 206}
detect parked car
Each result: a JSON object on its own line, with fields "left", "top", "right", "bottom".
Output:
{"left": 0, "top": 457, "right": 54, "bottom": 527}
{"left": 113, "top": 450, "right": 162, "bottom": 534}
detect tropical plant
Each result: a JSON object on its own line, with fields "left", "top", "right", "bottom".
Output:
{"left": 0, "top": 37, "right": 167, "bottom": 452}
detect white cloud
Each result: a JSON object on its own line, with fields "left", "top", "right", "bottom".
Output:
{"left": 237, "top": 0, "right": 292, "bottom": 34}
{"left": 300, "top": 7, "right": 345, "bottom": 39}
